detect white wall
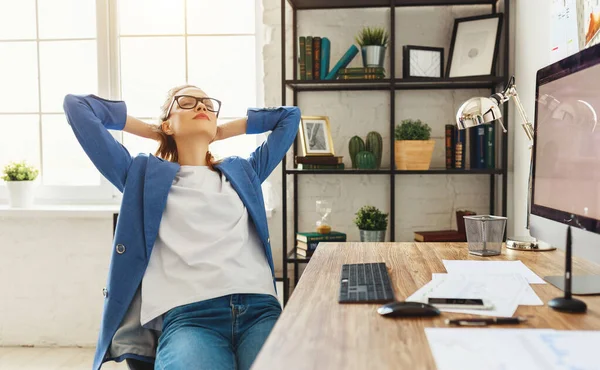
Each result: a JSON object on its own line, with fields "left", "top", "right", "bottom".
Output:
{"left": 0, "top": 216, "right": 113, "bottom": 346}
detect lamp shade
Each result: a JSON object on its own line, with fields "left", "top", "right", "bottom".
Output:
{"left": 456, "top": 97, "right": 503, "bottom": 130}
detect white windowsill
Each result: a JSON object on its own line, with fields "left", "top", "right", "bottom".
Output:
{"left": 0, "top": 204, "right": 275, "bottom": 219}
{"left": 0, "top": 204, "right": 120, "bottom": 218}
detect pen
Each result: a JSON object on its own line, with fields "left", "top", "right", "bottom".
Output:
{"left": 445, "top": 316, "right": 528, "bottom": 326}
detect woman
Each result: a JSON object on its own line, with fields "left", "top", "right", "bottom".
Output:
{"left": 63, "top": 84, "right": 301, "bottom": 370}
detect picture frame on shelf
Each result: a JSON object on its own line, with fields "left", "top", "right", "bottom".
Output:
{"left": 446, "top": 13, "right": 503, "bottom": 78}
{"left": 299, "top": 116, "right": 335, "bottom": 156}
{"left": 402, "top": 45, "right": 444, "bottom": 78}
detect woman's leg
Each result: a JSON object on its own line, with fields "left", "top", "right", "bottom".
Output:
{"left": 234, "top": 294, "right": 282, "bottom": 370}
{"left": 155, "top": 296, "right": 235, "bottom": 370}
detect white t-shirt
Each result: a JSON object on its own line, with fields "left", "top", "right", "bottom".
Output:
{"left": 140, "top": 165, "right": 277, "bottom": 331}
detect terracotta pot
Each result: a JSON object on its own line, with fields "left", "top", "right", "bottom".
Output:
{"left": 394, "top": 140, "right": 435, "bottom": 170}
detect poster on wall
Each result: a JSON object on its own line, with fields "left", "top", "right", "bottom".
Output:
{"left": 551, "top": 0, "right": 579, "bottom": 63}
{"left": 577, "top": 0, "right": 600, "bottom": 49}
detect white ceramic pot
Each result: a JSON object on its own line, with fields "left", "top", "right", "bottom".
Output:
{"left": 5, "top": 180, "right": 36, "bottom": 208}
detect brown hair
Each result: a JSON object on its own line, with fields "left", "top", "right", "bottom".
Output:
{"left": 153, "top": 84, "right": 221, "bottom": 171}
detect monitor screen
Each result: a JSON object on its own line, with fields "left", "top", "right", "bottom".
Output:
{"left": 531, "top": 44, "right": 600, "bottom": 234}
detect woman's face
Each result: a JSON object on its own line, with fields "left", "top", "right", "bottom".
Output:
{"left": 162, "top": 87, "right": 219, "bottom": 141}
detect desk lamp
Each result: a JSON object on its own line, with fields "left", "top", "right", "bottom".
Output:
{"left": 455, "top": 76, "right": 555, "bottom": 251}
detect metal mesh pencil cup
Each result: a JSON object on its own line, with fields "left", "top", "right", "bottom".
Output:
{"left": 463, "top": 215, "right": 507, "bottom": 256}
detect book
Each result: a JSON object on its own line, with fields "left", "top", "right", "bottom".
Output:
{"left": 456, "top": 210, "right": 476, "bottom": 236}
{"left": 295, "top": 156, "right": 343, "bottom": 165}
{"left": 324, "top": 45, "right": 359, "bottom": 80}
{"left": 469, "top": 126, "right": 486, "bottom": 169}
{"left": 313, "top": 37, "right": 321, "bottom": 79}
{"left": 297, "top": 163, "right": 345, "bottom": 170}
{"left": 445, "top": 124, "right": 455, "bottom": 169}
{"left": 297, "top": 231, "right": 346, "bottom": 243}
{"left": 296, "top": 248, "right": 312, "bottom": 257}
{"left": 339, "top": 67, "right": 385, "bottom": 75}
{"left": 299, "top": 37, "right": 306, "bottom": 80}
{"left": 297, "top": 240, "right": 320, "bottom": 252}
{"left": 306, "top": 36, "right": 313, "bottom": 80}
{"left": 339, "top": 74, "right": 384, "bottom": 80}
{"left": 484, "top": 124, "right": 495, "bottom": 169}
{"left": 454, "top": 128, "right": 465, "bottom": 169}
{"left": 414, "top": 230, "right": 467, "bottom": 242}
{"left": 320, "top": 37, "right": 330, "bottom": 79}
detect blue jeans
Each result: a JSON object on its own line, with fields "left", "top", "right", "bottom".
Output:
{"left": 154, "top": 294, "right": 282, "bottom": 370}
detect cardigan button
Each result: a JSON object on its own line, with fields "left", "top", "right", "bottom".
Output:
{"left": 116, "top": 244, "right": 126, "bottom": 254}
{"left": 102, "top": 287, "right": 108, "bottom": 298}
{"left": 267, "top": 238, "right": 270, "bottom": 243}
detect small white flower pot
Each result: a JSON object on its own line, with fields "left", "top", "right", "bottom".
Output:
{"left": 5, "top": 180, "right": 37, "bottom": 208}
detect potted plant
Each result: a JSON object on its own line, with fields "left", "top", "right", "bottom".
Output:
{"left": 355, "top": 26, "right": 389, "bottom": 68}
{"left": 354, "top": 205, "right": 388, "bottom": 242}
{"left": 2, "top": 161, "right": 39, "bottom": 208}
{"left": 394, "top": 119, "right": 435, "bottom": 170}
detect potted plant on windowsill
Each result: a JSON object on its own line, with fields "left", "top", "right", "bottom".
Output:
{"left": 394, "top": 119, "right": 435, "bottom": 170}
{"left": 354, "top": 205, "right": 388, "bottom": 242}
{"left": 2, "top": 161, "right": 39, "bottom": 208}
{"left": 355, "top": 26, "right": 389, "bottom": 68}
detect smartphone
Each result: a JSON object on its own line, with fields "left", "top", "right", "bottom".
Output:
{"left": 427, "top": 297, "right": 494, "bottom": 310}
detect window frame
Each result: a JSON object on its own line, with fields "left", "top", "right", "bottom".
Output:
{"left": 0, "top": 0, "right": 265, "bottom": 206}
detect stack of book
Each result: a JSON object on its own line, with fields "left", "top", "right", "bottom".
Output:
{"left": 298, "top": 36, "right": 365, "bottom": 80}
{"left": 295, "top": 155, "right": 344, "bottom": 170}
{"left": 445, "top": 123, "right": 496, "bottom": 170}
{"left": 338, "top": 67, "right": 385, "bottom": 80}
{"left": 413, "top": 210, "right": 476, "bottom": 242}
{"left": 296, "top": 231, "right": 347, "bottom": 257}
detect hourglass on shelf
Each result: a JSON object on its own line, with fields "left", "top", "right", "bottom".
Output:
{"left": 315, "top": 200, "right": 332, "bottom": 234}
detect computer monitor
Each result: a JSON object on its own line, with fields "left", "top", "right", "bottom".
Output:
{"left": 531, "top": 43, "right": 600, "bottom": 294}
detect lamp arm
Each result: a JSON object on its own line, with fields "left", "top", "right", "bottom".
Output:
{"left": 509, "top": 88, "right": 535, "bottom": 141}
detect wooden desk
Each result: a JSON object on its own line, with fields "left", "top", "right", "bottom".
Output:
{"left": 252, "top": 242, "right": 600, "bottom": 370}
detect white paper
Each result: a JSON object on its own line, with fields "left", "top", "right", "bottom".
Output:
{"left": 442, "top": 260, "right": 546, "bottom": 284}
{"left": 406, "top": 273, "right": 528, "bottom": 317}
{"left": 425, "top": 328, "right": 600, "bottom": 370}
{"left": 431, "top": 273, "right": 543, "bottom": 306}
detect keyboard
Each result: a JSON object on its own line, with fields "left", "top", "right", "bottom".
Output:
{"left": 339, "top": 262, "right": 395, "bottom": 303}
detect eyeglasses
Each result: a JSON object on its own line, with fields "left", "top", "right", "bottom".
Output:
{"left": 165, "top": 95, "right": 222, "bottom": 119}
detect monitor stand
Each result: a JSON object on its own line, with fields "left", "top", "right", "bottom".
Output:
{"left": 544, "top": 275, "right": 600, "bottom": 295}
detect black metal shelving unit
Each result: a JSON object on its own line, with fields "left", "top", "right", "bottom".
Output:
{"left": 280, "top": 0, "right": 509, "bottom": 305}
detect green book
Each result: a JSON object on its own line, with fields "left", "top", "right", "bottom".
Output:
{"left": 299, "top": 36, "right": 306, "bottom": 80}
{"left": 484, "top": 124, "right": 495, "bottom": 168}
{"left": 306, "top": 36, "right": 313, "bottom": 80}
{"left": 297, "top": 231, "right": 347, "bottom": 243}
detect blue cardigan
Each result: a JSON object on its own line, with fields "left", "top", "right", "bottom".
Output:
{"left": 63, "top": 94, "right": 300, "bottom": 370}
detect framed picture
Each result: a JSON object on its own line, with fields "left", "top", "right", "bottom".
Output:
{"left": 299, "top": 116, "right": 335, "bottom": 156}
{"left": 402, "top": 45, "right": 444, "bottom": 78}
{"left": 446, "top": 13, "right": 503, "bottom": 78}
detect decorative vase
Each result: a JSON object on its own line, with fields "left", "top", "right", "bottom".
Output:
{"left": 365, "top": 131, "right": 383, "bottom": 169}
{"left": 359, "top": 229, "right": 386, "bottom": 242}
{"left": 355, "top": 151, "right": 377, "bottom": 169}
{"left": 394, "top": 140, "right": 435, "bottom": 170}
{"left": 349, "top": 136, "right": 365, "bottom": 169}
{"left": 5, "top": 180, "right": 36, "bottom": 208}
{"left": 361, "top": 45, "right": 386, "bottom": 68}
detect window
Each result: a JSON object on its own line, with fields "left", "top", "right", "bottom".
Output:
{"left": 0, "top": 0, "right": 263, "bottom": 203}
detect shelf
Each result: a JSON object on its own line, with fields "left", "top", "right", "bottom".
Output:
{"left": 287, "top": 250, "right": 312, "bottom": 263}
{"left": 286, "top": 79, "right": 391, "bottom": 91}
{"left": 394, "top": 168, "right": 504, "bottom": 175}
{"left": 285, "top": 76, "right": 505, "bottom": 91}
{"left": 288, "top": 0, "right": 497, "bottom": 10}
{"left": 286, "top": 168, "right": 503, "bottom": 175}
{"left": 395, "top": 76, "right": 505, "bottom": 90}
{"left": 286, "top": 168, "right": 392, "bottom": 175}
